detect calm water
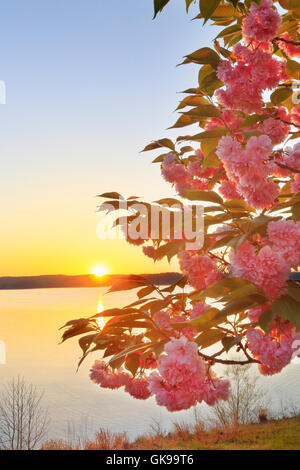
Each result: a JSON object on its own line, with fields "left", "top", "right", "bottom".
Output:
{"left": 0, "top": 288, "right": 299, "bottom": 442}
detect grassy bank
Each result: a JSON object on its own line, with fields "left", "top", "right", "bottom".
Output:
{"left": 42, "top": 415, "right": 300, "bottom": 450}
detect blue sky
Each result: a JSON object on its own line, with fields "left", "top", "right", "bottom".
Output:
{"left": 0, "top": 0, "right": 218, "bottom": 276}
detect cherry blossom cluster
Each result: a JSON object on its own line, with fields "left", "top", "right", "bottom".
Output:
{"left": 178, "top": 251, "right": 224, "bottom": 290}
{"left": 148, "top": 337, "right": 230, "bottom": 411}
{"left": 161, "top": 151, "right": 224, "bottom": 194}
{"left": 246, "top": 327, "right": 299, "bottom": 376}
{"left": 216, "top": 44, "right": 286, "bottom": 114}
{"left": 242, "top": 0, "right": 281, "bottom": 46}
{"left": 216, "top": 134, "right": 279, "bottom": 209}
{"left": 90, "top": 360, "right": 152, "bottom": 400}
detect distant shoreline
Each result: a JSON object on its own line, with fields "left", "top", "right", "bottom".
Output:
{"left": 0, "top": 273, "right": 182, "bottom": 290}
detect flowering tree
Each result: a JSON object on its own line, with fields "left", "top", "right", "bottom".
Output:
{"left": 62, "top": 0, "right": 300, "bottom": 412}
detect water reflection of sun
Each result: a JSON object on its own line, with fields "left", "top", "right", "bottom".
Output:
{"left": 97, "top": 299, "right": 105, "bottom": 329}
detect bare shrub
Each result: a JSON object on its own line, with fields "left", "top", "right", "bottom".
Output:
{"left": 84, "top": 428, "right": 130, "bottom": 450}
{"left": 0, "top": 377, "right": 49, "bottom": 450}
{"left": 192, "top": 407, "right": 205, "bottom": 438}
{"left": 210, "top": 364, "right": 265, "bottom": 428}
{"left": 149, "top": 418, "right": 166, "bottom": 438}
{"left": 41, "top": 439, "right": 72, "bottom": 450}
{"left": 172, "top": 421, "right": 191, "bottom": 441}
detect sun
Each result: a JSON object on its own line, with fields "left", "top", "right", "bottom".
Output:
{"left": 90, "top": 265, "right": 109, "bottom": 277}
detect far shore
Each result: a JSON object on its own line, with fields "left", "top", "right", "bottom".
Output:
{"left": 0, "top": 273, "right": 182, "bottom": 290}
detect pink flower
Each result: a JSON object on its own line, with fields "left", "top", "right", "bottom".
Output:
{"left": 154, "top": 310, "right": 171, "bottom": 329}
{"left": 125, "top": 377, "right": 151, "bottom": 400}
{"left": 246, "top": 328, "right": 293, "bottom": 376}
{"left": 231, "top": 242, "right": 290, "bottom": 299}
{"left": 190, "top": 301, "right": 210, "bottom": 320}
{"left": 148, "top": 337, "right": 230, "bottom": 411}
{"left": 267, "top": 219, "right": 300, "bottom": 269}
{"left": 216, "top": 45, "right": 284, "bottom": 114}
{"left": 182, "top": 326, "right": 198, "bottom": 341}
{"left": 259, "top": 109, "right": 290, "bottom": 145}
{"left": 148, "top": 373, "right": 197, "bottom": 411}
{"left": 217, "top": 135, "right": 278, "bottom": 210}
{"left": 90, "top": 361, "right": 123, "bottom": 389}
{"left": 219, "top": 180, "right": 242, "bottom": 200}
{"left": 242, "top": 0, "right": 281, "bottom": 43}
{"left": 179, "top": 252, "right": 223, "bottom": 290}
{"left": 248, "top": 303, "right": 271, "bottom": 323}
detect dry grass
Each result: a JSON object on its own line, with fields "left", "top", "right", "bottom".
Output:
{"left": 42, "top": 415, "right": 300, "bottom": 450}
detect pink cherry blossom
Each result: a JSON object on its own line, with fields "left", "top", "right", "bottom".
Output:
{"left": 125, "top": 377, "right": 151, "bottom": 400}
{"left": 242, "top": 0, "right": 281, "bottom": 44}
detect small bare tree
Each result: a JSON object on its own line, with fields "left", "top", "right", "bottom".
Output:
{"left": 210, "top": 364, "right": 265, "bottom": 428}
{"left": 0, "top": 377, "right": 49, "bottom": 450}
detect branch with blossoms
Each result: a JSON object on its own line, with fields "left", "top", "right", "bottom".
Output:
{"left": 62, "top": 0, "right": 300, "bottom": 412}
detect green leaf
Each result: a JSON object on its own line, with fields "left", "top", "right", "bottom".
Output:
{"left": 181, "top": 104, "right": 221, "bottom": 119}
{"left": 98, "top": 192, "right": 124, "bottom": 200}
{"left": 216, "top": 23, "right": 241, "bottom": 39}
{"left": 219, "top": 296, "right": 265, "bottom": 318}
{"left": 109, "top": 342, "right": 159, "bottom": 365}
{"left": 154, "top": 240, "right": 185, "bottom": 262}
{"left": 185, "top": 307, "right": 221, "bottom": 331}
{"left": 224, "top": 199, "right": 255, "bottom": 213}
{"left": 211, "top": 3, "right": 237, "bottom": 18}
{"left": 292, "top": 202, "right": 300, "bottom": 221}
{"left": 270, "top": 87, "right": 293, "bottom": 105}
{"left": 286, "top": 59, "right": 300, "bottom": 80}
{"left": 182, "top": 47, "right": 220, "bottom": 69}
{"left": 176, "top": 95, "right": 209, "bottom": 110}
{"left": 272, "top": 296, "right": 300, "bottom": 330}
{"left": 278, "top": 0, "right": 300, "bottom": 9}
{"left": 125, "top": 354, "right": 140, "bottom": 376}
{"left": 107, "top": 275, "right": 152, "bottom": 293}
{"left": 196, "top": 328, "right": 225, "bottom": 348}
{"left": 138, "top": 286, "right": 156, "bottom": 299}
{"left": 200, "top": 0, "right": 221, "bottom": 23}
{"left": 190, "top": 127, "right": 228, "bottom": 141}
{"left": 285, "top": 284, "right": 300, "bottom": 303}
{"left": 200, "top": 277, "right": 259, "bottom": 300}
{"left": 202, "top": 151, "right": 221, "bottom": 169}
{"left": 142, "top": 139, "right": 175, "bottom": 152}
{"left": 239, "top": 114, "right": 262, "bottom": 128}
{"left": 258, "top": 310, "right": 275, "bottom": 334}
{"left": 181, "top": 189, "right": 223, "bottom": 204}
{"left": 153, "top": 0, "right": 171, "bottom": 18}
{"left": 222, "top": 335, "right": 242, "bottom": 352}
{"left": 186, "top": 0, "right": 194, "bottom": 12}
{"left": 169, "top": 114, "right": 200, "bottom": 129}
{"left": 79, "top": 334, "right": 99, "bottom": 354}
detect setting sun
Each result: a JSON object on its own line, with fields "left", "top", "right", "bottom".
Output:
{"left": 90, "top": 265, "right": 109, "bottom": 277}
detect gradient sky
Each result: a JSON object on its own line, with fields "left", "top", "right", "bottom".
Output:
{"left": 0, "top": 0, "right": 218, "bottom": 276}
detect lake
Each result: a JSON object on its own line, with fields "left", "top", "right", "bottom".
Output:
{"left": 0, "top": 287, "right": 299, "bottom": 443}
